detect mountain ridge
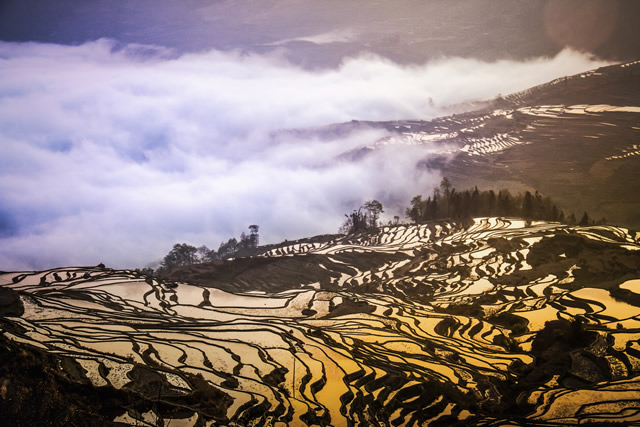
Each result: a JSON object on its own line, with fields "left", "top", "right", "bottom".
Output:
{"left": 279, "top": 58, "right": 640, "bottom": 230}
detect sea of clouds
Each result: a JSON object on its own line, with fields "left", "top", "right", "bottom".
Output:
{"left": 0, "top": 40, "right": 609, "bottom": 269}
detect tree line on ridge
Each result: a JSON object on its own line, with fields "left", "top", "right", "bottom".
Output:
{"left": 146, "top": 178, "right": 603, "bottom": 274}
{"left": 342, "top": 178, "right": 603, "bottom": 234}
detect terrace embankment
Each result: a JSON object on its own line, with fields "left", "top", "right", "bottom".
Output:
{"left": 1, "top": 218, "right": 640, "bottom": 425}
{"left": 0, "top": 286, "right": 23, "bottom": 317}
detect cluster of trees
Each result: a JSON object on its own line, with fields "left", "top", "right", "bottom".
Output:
{"left": 406, "top": 178, "right": 604, "bottom": 226}
{"left": 152, "top": 178, "right": 605, "bottom": 273}
{"left": 155, "top": 225, "right": 259, "bottom": 275}
{"left": 339, "top": 179, "right": 605, "bottom": 236}
{"left": 216, "top": 224, "right": 260, "bottom": 259}
{"left": 340, "top": 200, "right": 385, "bottom": 234}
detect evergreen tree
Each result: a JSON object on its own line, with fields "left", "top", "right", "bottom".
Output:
{"left": 497, "top": 190, "right": 512, "bottom": 216}
{"left": 471, "top": 187, "right": 480, "bottom": 217}
{"left": 429, "top": 196, "right": 438, "bottom": 220}
{"left": 406, "top": 195, "right": 423, "bottom": 222}
{"left": 487, "top": 190, "right": 496, "bottom": 216}
{"left": 249, "top": 224, "right": 260, "bottom": 247}
{"left": 523, "top": 191, "right": 534, "bottom": 219}
{"left": 558, "top": 210, "right": 566, "bottom": 223}
{"left": 403, "top": 179, "right": 588, "bottom": 227}
{"left": 440, "top": 177, "right": 452, "bottom": 196}
{"left": 579, "top": 212, "right": 590, "bottom": 226}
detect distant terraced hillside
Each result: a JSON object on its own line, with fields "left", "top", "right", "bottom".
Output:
{"left": 407, "top": 60, "right": 640, "bottom": 229}
{"left": 280, "top": 59, "right": 640, "bottom": 229}
{"left": 2, "top": 218, "right": 640, "bottom": 425}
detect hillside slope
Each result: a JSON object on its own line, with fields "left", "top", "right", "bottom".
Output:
{"left": 281, "top": 59, "right": 640, "bottom": 229}
{"left": 2, "top": 218, "right": 640, "bottom": 425}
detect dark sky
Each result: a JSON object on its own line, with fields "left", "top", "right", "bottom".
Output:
{"left": 1, "top": 0, "right": 639, "bottom": 67}
{"left": 0, "top": 0, "right": 637, "bottom": 270}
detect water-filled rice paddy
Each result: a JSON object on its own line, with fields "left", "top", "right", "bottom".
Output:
{"left": 1, "top": 218, "right": 640, "bottom": 425}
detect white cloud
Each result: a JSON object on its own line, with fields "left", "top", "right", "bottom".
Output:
{"left": 0, "top": 40, "right": 609, "bottom": 270}
{"left": 269, "top": 28, "right": 358, "bottom": 46}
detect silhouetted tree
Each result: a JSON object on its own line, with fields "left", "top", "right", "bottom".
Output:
{"left": 403, "top": 180, "right": 588, "bottom": 227}
{"left": 197, "top": 245, "right": 212, "bottom": 263}
{"left": 237, "top": 225, "right": 260, "bottom": 251}
{"left": 558, "top": 210, "right": 565, "bottom": 223}
{"left": 469, "top": 187, "right": 479, "bottom": 216}
{"left": 497, "top": 190, "right": 512, "bottom": 217}
{"left": 363, "top": 200, "right": 384, "bottom": 229}
{"left": 218, "top": 238, "right": 239, "bottom": 259}
{"left": 341, "top": 201, "right": 385, "bottom": 234}
{"left": 239, "top": 232, "right": 250, "bottom": 249}
{"left": 340, "top": 208, "right": 368, "bottom": 234}
{"left": 406, "top": 195, "right": 423, "bottom": 222}
{"left": 487, "top": 190, "right": 497, "bottom": 216}
{"left": 429, "top": 196, "right": 439, "bottom": 220}
{"left": 579, "top": 212, "right": 590, "bottom": 226}
{"left": 523, "top": 191, "right": 534, "bottom": 219}
{"left": 440, "top": 177, "right": 452, "bottom": 196}
{"left": 249, "top": 224, "right": 260, "bottom": 247}
{"left": 161, "top": 243, "right": 198, "bottom": 271}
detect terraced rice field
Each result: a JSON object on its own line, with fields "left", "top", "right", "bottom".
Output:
{"left": 325, "top": 59, "right": 639, "bottom": 230}
{"left": 2, "top": 217, "right": 640, "bottom": 425}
